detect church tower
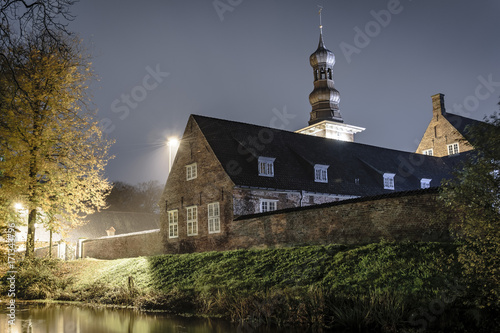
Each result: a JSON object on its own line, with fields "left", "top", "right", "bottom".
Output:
{"left": 296, "top": 9, "right": 365, "bottom": 142}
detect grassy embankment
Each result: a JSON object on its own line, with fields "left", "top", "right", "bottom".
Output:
{"left": 1, "top": 241, "right": 498, "bottom": 332}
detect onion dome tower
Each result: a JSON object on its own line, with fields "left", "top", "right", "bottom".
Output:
{"left": 308, "top": 20, "right": 342, "bottom": 124}
{"left": 296, "top": 8, "right": 365, "bottom": 142}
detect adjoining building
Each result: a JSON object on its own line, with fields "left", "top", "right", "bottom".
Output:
{"left": 416, "top": 93, "right": 482, "bottom": 157}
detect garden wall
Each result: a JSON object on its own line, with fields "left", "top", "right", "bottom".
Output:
{"left": 226, "top": 188, "right": 451, "bottom": 249}
{"left": 80, "top": 229, "right": 163, "bottom": 260}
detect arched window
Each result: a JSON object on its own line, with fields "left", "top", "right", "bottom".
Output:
{"left": 327, "top": 68, "right": 332, "bottom": 80}
{"left": 319, "top": 68, "right": 326, "bottom": 79}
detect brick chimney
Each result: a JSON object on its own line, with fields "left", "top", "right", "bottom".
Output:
{"left": 106, "top": 226, "right": 115, "bottom": 236}
{"left": 431, "top": 93, "right": 446, "bottom": 119}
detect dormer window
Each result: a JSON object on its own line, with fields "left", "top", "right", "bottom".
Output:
{"left": 314, "top": 164, "right": 329, "bottom": 183}
{"left": 258, "top": 157, "right": 275, "bottom": 177}
{"left": 447, "top": 143, "right": 459, "bottom": 155}
{"left": 421, "top": 178, "right": 432, "bottom": 189}
{"left": 260, "top": 199, "right": 277, "bottom": 213}
{"left": 383, "top": 173, "right": 395, "bottom": 190}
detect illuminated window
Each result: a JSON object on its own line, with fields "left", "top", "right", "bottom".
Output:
{"left": 207, "top": 202, "right": 220, "bottom": 234}
{"left": 186, "top": 163, "right": 197, "bottom": 180}
{"left": 167, "top": 210, "right": 178, "bottom": 238}
{"left": 423, "top": 149, "right": 433, "bottom": 156}
{"left": 186, "top": 206, "right": 198, "bottom": 236}
{"left": 258, "top": 157, "right": 275, "bottom": 177}
{"left": 383, "top": 173, "right": 395, "bottom": 190}
{"left": 421, "top": 178, "right": 432, "bottom": 189}
{"left": 447, "top": 143, "right": 459, "bottom": 155}
{"left": 260, "top": 199, "right": 277, "bottom": 213}
{"left": 314, "top": 164, "right": 329, "bottom": 183}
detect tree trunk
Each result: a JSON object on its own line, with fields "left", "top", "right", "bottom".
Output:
{"left": 25, "top": 208, "right": 37, "bottom": 259}
{"left": 49, "top": 229, "right": 53, "bottom": 259}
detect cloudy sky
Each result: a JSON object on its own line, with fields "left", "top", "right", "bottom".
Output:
{"left": 69, "top": 0, "right": 500, "bottom": 185}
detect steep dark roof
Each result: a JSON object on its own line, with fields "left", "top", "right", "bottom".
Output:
{"left": 444, "top": 112, "right": 484, "bottom": 142}
{"left": 192, "top": 115, "right": 469, "bottom": 197}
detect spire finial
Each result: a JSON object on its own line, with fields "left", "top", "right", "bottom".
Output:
{"left": 318, "top": 5, "right": 323, "bottom": 33}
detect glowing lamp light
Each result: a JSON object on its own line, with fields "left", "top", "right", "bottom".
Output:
{"left": 167, "top": 137, "right": 180, "bottom": 172}
{"left": 14, "top": 202, "right": 23, "bottom": 210}
{"left": 167, "top": 137, "right": 179, "bottom": 147}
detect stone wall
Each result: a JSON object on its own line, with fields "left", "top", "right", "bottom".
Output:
{"left": 226, "top": 188, "right": 450, "bottom": 250}
{"left": 35, "top": 242, "right": 70, "bottom": 260}
{"left": 81, "top": 229, "right": 163, "bottom": 260}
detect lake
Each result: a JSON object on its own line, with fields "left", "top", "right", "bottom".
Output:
{"left": 0, "top": 302, "right": 315, "bottom": 333}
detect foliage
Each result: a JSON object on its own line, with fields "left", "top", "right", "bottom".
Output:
{"left": 0, "top": 258, "right": 73, "bottom": 299}
{"left": 0, "top": 32, "right": 113, "bottom": 257}
{"left": 439, "top": 112, "right": 500, "bottom": 308}
{"left": 106, "top": 180, "right": 163, "bottom": 214}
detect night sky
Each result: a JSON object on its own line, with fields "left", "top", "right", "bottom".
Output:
{"left": 70, "top": 1, "right": 500, "bottom": 185}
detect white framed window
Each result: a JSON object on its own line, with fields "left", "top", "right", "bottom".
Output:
{"left": 383, "top": 173, "right": 395, "bottom": 190}
{"left": 208, "top": 202, "right": 221, "bottom": 234}
{"left": 167, "top": 210, "right": 178, "bottom": 238}
{"left": 314, "top": 164, "right": 329, "bottom": 183}
{"left": 447, "top": 143, "right": 459, "bottom": 155}
{"left": 258, "top": 156, "right": 275, "bottom": 177}
{"left": 260, "top": 199, "right": 278, "bottom": 213}
{"left": 186, "top": 163, "right": 197, "bottom": 180}
{"left": 421, "top": 178, "right": 432, "bottom": 189}
{"left": 423, "top": 149, "right": 433, "bottom": 156}
{"left": 186, "top": 206, "right": 198, "bottom": 236}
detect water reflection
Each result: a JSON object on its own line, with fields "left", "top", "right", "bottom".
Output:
{"left": 0, "top": 303, "right": 313, "bottom": 333}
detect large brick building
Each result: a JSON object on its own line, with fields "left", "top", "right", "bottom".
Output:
{"left": 158, "top": 24, "right": 479, "bottom": 254}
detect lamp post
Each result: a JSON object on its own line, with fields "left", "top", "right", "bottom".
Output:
{"left": 167, "top": 137, "right": 179, "bottom": 173}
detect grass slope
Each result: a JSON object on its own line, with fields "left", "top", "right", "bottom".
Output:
{"left": 2, "top": 241, "right": 497, "bottom": 332}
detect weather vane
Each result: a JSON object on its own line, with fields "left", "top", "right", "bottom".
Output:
{"left": 318, "top": 5, "right": 323, "bottom": 33}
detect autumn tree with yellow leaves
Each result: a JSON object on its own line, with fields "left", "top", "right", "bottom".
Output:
{"left": 0, "top": 32, "right": 113, "bottom": 257}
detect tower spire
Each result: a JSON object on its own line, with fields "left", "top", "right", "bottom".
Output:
{"left": 318, "top": 5, "right": 323, "bottom": 34}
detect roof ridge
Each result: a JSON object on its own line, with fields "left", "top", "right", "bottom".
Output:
{"left": 191, "top": 114, "right": 441, "bottom": 157}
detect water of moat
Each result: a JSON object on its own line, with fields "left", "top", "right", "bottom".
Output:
{"left": 0, "top": 302, "right": 333, "bottom": 333}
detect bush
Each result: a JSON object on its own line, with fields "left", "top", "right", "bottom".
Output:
{"left": 0, "top": 258, "right": 72, "bottom": 299}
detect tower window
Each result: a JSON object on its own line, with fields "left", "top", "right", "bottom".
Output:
{"left": 314, "top": 69, "right": 318, "bottom": 81}
{"left": 319, "top": 68, "right": 326, "bottom": 79}
{"left": 327, "top": 68, "right": 332, "bottom": 80}
{"left": 258, "top": 156, "right": 275, "bottom": 177}
{"left": 314, "top": 164, "right": 329, "bottom": 183}
{"left": 447, "top": 143, "right": 459, "bottom": 155}
{"left": 383, "top": 173, "right": 395, "bottom": 190}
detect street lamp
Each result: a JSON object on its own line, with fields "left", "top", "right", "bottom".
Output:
{"left": 167, "top": 137, "right": 179, "bottom": 172}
